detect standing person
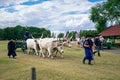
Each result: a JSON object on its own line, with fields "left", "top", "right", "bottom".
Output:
{"left": 99, "top": 35, "right": 104, "bottom": 50}
{"left": 76, "top": 32, "right": 80, "bottom": 47}
{"left": 24, "top": 29, "right": 30, "bottom": 41}
{"left": 76, "top": 37, "right": 80, "bottom": 47}
{"left": 93, "top": 35, "right": 101, "bottom": 57}
{"left": 7, "top": 39, "right": 17, "bottom": 58}
{"left": 80, "top": 36, "right": 85, "bottom": 48}
{"left": 83, "top": 35, "right": 94, "bottom": 65}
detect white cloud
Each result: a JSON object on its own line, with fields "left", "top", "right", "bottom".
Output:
{"left": 0, "top": 0, "right": 106, "bottom": 33}
{"left": 0, "top": 0, "right": 28, "bottom": 6}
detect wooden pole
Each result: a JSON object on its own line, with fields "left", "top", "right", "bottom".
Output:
{"left": 31, "top": 67, "right": 36, "bottom": 80}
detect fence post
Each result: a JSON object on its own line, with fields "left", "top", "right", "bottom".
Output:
{"left": 31, "top": 67, "right": 36, "bottom": 80}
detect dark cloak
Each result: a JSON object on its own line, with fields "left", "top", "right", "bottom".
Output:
{"left": 7, "top": 41, "right": 17, "bottom": 57}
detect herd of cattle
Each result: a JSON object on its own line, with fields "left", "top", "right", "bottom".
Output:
{"left": 26, "top": 37, "right": 73, "bottom": 59}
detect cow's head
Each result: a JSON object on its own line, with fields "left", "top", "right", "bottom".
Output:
{"left": 57, "top": 46, "right": 64, "bottom": 53}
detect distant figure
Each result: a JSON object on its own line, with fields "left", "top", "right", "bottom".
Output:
{"left": 93, "top": 35, "right": 101, "bottom": 57}
{"left": 99, "top": 35, "right": 104, "bottom": 50}
{"left": 83, "top": 35, "right": 93, "bottom": 65}
{"left": 80, "top": 36, "right": 85, "bottom": 48}
{"left": 24, "top": 29, "right": 30, "bottom": 41}
{"left": 76, "top": 33, "right": 80, "bottom": 47}
{"left": 7, "top": 39, "right": 17, "bottom": 58}
{"left": 76, "top": 37, "right": 80, "bottom": 47}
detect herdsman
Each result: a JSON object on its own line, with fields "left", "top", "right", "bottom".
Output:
{"left": 82, "top": 35, "right": 94, "bottom": 65}
{"left": 7, "top": 39, "right": 17, "bottom": 58}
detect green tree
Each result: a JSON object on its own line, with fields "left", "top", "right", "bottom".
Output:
{"left": 4, "top": 27, "right": 15, "bottom": 39}
{"left": 69, "top": 31, "right": 77, "bottom": 40}
{"left": 90, "top": 0, "right": 120, "bottom": 33}
{"left": 1, "top": 25, "right": 51, "bottom": 40}
{"left": 80, "top": 30, "right": 98, "bottom": 37}
{"left": 14, "top": 25, "right": 26, "bottom": 39}
{"left": 58, "top": 33, "right": 64, "bottom": 38}
{"left": 25, "top": 27, "right": 51, "bottom": 38}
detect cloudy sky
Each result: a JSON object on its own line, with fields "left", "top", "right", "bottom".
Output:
{"left": 0, "top": 0, "right": 106, "bottom": 34}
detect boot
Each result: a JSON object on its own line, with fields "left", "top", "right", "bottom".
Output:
{"left": 88, "top": 60, "right": 91, "bottom": 65}
{"left": 13, "top": 56, "right": 16, "bottom": 59}
{"left": 83, "top": 58, "right": 86, "bottom": 64}
{"left": 98, "top": 53, "right": 101, "bottom": 57}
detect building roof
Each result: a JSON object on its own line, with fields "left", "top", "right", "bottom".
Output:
{"left": 100, "top": 25, "right": 120, "bottom": 37}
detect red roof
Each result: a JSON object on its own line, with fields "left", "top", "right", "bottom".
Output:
{"left": 100, "top": 25, "right": 120, "bottom": 37}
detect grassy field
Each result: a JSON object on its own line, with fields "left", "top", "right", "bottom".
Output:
{"left": 0, "top": 41, "right": 120, "bottom": 80}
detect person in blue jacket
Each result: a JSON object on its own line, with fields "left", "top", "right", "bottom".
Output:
{"left": 93, "top": 35, "right": 101, "bottom": 57}
{"left": 83, "top": 35, "right": 93, "bottom": 65}
{"left": 24, "top": 29, "right": 30, "bottom": 41}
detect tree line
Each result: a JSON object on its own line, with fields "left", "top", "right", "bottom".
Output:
{"left": 0, "top": 25, "right": 99, "bottom": 40}
{"left": 0, "top": 25, "right": 51, "bottom": 40}
{"left": 58, "top": 30, "right": 98, "bottom": 39}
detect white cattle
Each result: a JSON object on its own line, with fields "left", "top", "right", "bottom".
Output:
{"left": 60, "top": 38, "right": 73, "bottom": 48}
{"left": 52, "top": 44, "right": 64, "bottom": 58}
{"left": 38, "top": 38, "right": 64, "bottom": 58}
{"left": 52, "top": 37, "right": 73, "bottom": 48}
{"left": 26, "top": 39, "right": 41, "bottom": 56}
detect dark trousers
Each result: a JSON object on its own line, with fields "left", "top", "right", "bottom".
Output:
{"left": 93, "top": 46, "right": 101, "bottom": 56}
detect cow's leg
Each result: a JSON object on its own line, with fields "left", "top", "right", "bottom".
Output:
{"left": 39, "top": 48, "right": 45, "bottom": 58}
{"left": 34, "top": 47, "right": 39, "bottom": 56}
{"left": 27, "top": 48, "right": 30, "bottom": 55}
{"left": 47, "top": 48, "right": 53, "bottom": 59}
{"left": 39, "top": 50, "right": 42, "bottom": 57}
{"left": 57, "top": 47, "right": 64, "bottom": 58}
{"left": 60, "top": 52, "right": 64, "bottom": 58}
{"left": 47, "top": 48, "right": 51, "bottom": 57}
{"left": 58, "top": 50, "right": 63, "bottom": 58}
{"left": 52, "top": 48, "right": 58, "bottom": 57}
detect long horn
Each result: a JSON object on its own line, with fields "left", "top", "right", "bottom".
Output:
{"left": 70, "top": 35, "right": 73, "bottom": 40}
{"left": 66, "top": 33, "right": 70, "bottom": 38}
{"left": 41, "top": 33, "right": 43, "bottom": 38}
{"left": 70, "top": 32, "right": 74, "bottom": 39}
{"left": 30, "top": 34, "right": 35, "bottom": 39}
{"left": 53, "top": 32, "right": 56, "bottom": 38}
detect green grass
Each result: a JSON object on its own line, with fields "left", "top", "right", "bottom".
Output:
{"left": 0, "top": 41, "right": 120, "bottom": 80}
